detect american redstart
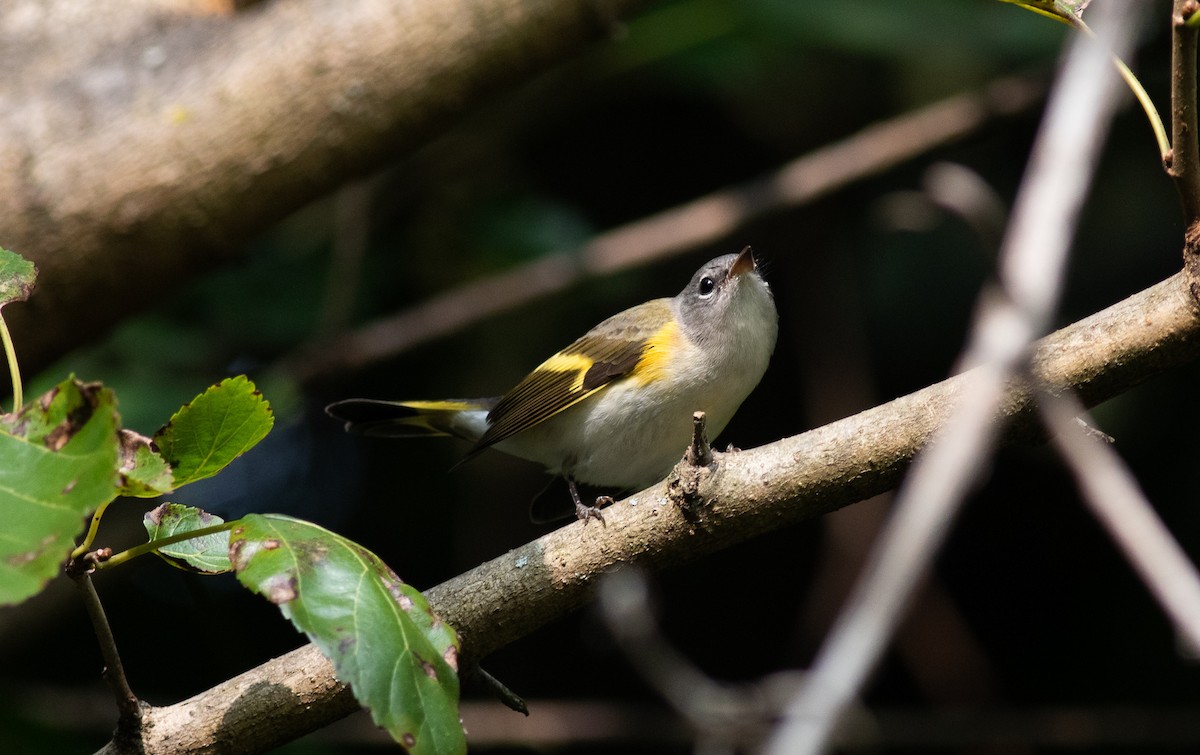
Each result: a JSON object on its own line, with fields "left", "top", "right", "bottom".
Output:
{"left": 326, "top": 246, "right": 778, "bottom": 523}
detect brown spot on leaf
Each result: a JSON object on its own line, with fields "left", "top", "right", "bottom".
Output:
{"left": 417, "top": 654, "right": 438, "bottom": 680}
{"left": 6, "top": 549, "right": 38, "bottom": 566}
{"left": 145, "top": 503, "right": 168, "bottom": 526}
{"left": 262, "top": 539, "right": 280, "bottom": 550}
{"left": 61, "top": 479, "right": 76, "bottom": 495}
{"left": 117, "top": 428, "right": 155, "bottom": 473}
{"left": 45, "top": 425, "right": 70, "bottom": 451}
{"left": 402, "top": 732, "right": 416, "bottom": 748}
{"left": 228, "top": 538, "right": 248, "bottom": 570}
{"left": 443, "top": 645, "right": 459, "bottom": 672}
{"left": 262, "top": 573, "right": 297, "bottom": 604}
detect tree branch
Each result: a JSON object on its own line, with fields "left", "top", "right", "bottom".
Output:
{"left": 0, "top": 0, "right": 654, "bottom": 376}
{"left": 99, "top": 268, "right": 1200, "bottom": 754}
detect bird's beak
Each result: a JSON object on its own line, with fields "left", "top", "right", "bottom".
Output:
{"left": 728, "top": 246, "right": 756, "bottom": 280}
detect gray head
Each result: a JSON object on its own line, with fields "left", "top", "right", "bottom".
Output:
{"left": 674, "top": 247, "right": 778, "bottom": 350}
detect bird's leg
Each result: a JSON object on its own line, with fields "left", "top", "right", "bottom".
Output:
{"left": 566, "top": 476, "right": 607, "bottom": 526}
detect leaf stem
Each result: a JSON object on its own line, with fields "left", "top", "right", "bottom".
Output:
{"left": 71, "top": 498, "right": 116, "bottom": 561}
{"left": 1073, "top": 17, "right": 1171, "bottom": 161}
{"left": 0, "top": 313, "right": 21, "bottom": 412}
{"left": 73, "top": 571, "right": 142, "bottom": 728}
{"left": 98, "top": 521, "right": 239, "bottom": 570}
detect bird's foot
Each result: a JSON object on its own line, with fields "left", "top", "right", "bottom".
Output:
{"left": 575, "top": 495, "right": 612, "bottom": 526}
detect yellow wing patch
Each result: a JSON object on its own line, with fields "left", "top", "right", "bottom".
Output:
{"left": 473, "top": 304, "right": 678, "bottom": 452}
{"left": 532, "top": 352, "right": 593, "bottom": 392}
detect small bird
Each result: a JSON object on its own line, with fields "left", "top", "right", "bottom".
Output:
{"left": 326, "top": 247, "right": 778, "bottom": 523}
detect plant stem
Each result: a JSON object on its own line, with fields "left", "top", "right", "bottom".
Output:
{"left": 1072, "top": 18, "right": 1170, "bottom": 161}
{"left": 74, "top": 572, "right": 141, "bottom": 727}
{"left": 98, "top": 521, "right": 239, "bottom": 570}
{"left": 71, "top": 498, "right": 115, "bottom": 561}
{"left": 0, "top": 313, "right": 21, "bottom": 412}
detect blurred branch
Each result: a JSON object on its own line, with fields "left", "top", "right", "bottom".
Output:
{"left": 99, "top": 265, "right": 1200, "bottom": 753}
{"left": 26, "top": 684, "right": 1200, "bottom": 748}
{"left": 318, "top": 182, "right": 374, "bottom": 337}
{"left": 598, "top": 567, "right": 797, "bottom": 752}
{"left": 765, "top": 1, "right": 1138, "bottom": 751}
{"left": 1040, "top": 391, "right": 1200, "bottom": 651}
{"left": 281, "top": 75, "right": 1045, "bottom": 385}
{"left": 0, "top": 0, "right": 655, "bottom": 376}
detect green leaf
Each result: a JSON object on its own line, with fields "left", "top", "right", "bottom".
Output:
{"left": 144, "top": 503, "right": 231, "bottom": 574}
{"left": 230, "top": 514, "right": 464, "bottom": 754}
{"left": 0, "top": 379, "right": 120, "bottom": 605}
{"left": 118, "top": 430, "right": 175, "bottom": 498}
{"left": 154, "top": 376, "right": 273, "bottom": 488}
{"left": 0, "top": 247, "right": 37, "bottom": 308}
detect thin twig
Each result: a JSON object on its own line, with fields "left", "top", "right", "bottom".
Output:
{"left": 280, "top": 75, "right": 1045, "bottom": 385}
{"left": 73, "top": 572, "right": 141, "bottom": 729}
{"left": 1040, "top": 391, "right": 1200, "bottom": 651}
{"left": 1170, "top": 0, "right": 1200, "bottom": 222}
{"left": 763, "top": 3, "right": 1138, "bottom": 753}
{"left": 685, "top": 411, "right": 712, "bottom": 468}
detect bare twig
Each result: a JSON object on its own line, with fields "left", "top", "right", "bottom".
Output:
{"left": 281, "top": 75, "right": 1045, "bottom": 385}
{"left": 1040, "top": 391, "right": 1200, "bottom": 651}
{"left": 685, "top": 411, "right": 712, "bottom": 468}
{"left": 763, "top": 3, "right": 1139, "bottom": 753}
{"left": 1170, "top": 0, "right": 1200, "bottom": 222}
{"left": 73, "top": 573, "right": 141, "bottom": 732}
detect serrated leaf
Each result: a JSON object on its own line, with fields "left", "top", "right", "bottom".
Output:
{"left": 118, "top": 430, "right": 174, "bottom": 498}
{"left": 154, "top": 376, "right": 273, "bottom": 488}
{"left": 0, "top": 379, "right": 120, "bottom": 605}
{"left": 144, "top": 503, "right": 231, "bottom": 574}
{"left": 230, "top": 514, "right": 464, "bottom": 754}
{"left": 0, "top": 247, "right": 37, "bottom": 308}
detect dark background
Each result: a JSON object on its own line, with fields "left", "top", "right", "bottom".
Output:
{"left": 5, "top": 0, "right": 1199, "bottom": 752}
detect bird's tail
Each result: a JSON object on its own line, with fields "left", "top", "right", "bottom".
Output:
{"left": 325, "top": 398, "right": 496, "bottom": 442}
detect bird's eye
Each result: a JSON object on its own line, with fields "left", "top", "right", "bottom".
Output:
{"left": 698, "top": 276, "right": 716, "bottom": 297}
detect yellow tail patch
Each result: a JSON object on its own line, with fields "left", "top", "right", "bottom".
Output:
{"left": 398, "top": 400, "right": 483, "bottom": 412}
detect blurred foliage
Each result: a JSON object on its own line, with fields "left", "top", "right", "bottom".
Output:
{"left": 6, "top": 0, "right": 1198, "bottom": 752}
